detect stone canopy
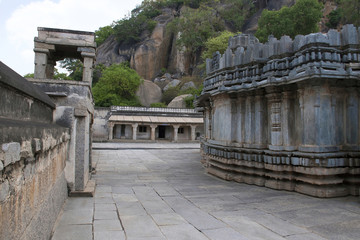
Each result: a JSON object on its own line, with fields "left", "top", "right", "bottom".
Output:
{"left": 34, "top": 27, "right": 96, "bottom": 83}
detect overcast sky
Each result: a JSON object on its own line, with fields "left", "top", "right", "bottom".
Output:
{"left": 0, "top": 0, "right": 143, "bottom": 76}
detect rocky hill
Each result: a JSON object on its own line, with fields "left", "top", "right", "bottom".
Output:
{"left": 96, "top": 0, "right": 296, "bottom": 81}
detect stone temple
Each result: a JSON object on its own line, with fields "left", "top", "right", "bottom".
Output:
{"left": 196, "top": 24, "right": 360, "bottom": 198}
{"left": 1, "top": 24, "right": 360, "bottom": 240}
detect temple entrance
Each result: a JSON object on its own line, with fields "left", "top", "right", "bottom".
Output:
{"left": 158, "top": 126, "right": 166, "bottom": 139}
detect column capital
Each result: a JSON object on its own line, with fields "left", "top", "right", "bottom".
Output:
{"left": 132, "top": 123, "right": 139, "bottom": 128}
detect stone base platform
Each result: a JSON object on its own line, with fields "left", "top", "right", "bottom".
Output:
{"left": 202, "top": 144, "right": 360, "bottom": 198}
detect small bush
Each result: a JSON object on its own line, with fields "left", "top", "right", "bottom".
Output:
{"left": 150, "top": 102, "right": 168, "bottom": 108}
{"left": 162, "top": 86, "right": 180, "bottom": 104}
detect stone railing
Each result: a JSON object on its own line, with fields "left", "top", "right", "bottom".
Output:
{"left": 111, "top": 106, "right": 198, "bottom": 114}
{"left": 204, "top": 24, "right": 360, "bottom": 93}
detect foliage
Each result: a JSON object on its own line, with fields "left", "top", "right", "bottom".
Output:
{"left": 92, "top": 63, "right": 142, "bottom": 107}
{"left": 59, "top": 58, "right": 83, "bottom": 81}
{"left": 150, "top": 102, "right": 168, "bottom": 108}
{"left": 113, "top": 1, "right": 161, "bottom": 45}
{"left": 168, "top": 5, "right": 225, "bottom": 55}
{"left": 180, "top": 85, "right": 203, "bottom": 96}
{"left": 218, "top": 0, "right": 255, "bottom": 31}
{"left": 340, "top": 0, "right": 360, "bottom": 27}
{"left": 184, "top": 95, "right": 195, "bottom": 108}
{"left": 24, "top": 68, "right": 72, "bottom": 80}
{"left": 95, "top": 25, "right": 114, "bottom": 46}
{"left": 92, "top": 64, "right": 107, "bottom": 87}
{"left": 201, "top": 31, "right": 237, "bottom": 61}
{"left": 255, "top": 0, "right": 323, "bottom": 42}
{"left": 53, "top": 68, "right": 72, "bottom": 80}
{"left": 326, "top": 8, "right": 343, "bottom": 28}
{"left": 162, "top": 86, "right": 180, "bottom": 104}
{"left": 24, "top": 73, "right": 34, "bottom": 78}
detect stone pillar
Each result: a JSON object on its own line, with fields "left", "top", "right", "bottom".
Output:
{"left": 150, "top": 124, "right": 157, "bottom": 141}
{"left": 74, "top": 109, "right": 89, "bottom": 191}
{"left": 108, "top": 122, "right": 114, "bottom": 140}
{"left": 132, "top": 123, "right": 138, "bottom": 140}
{"left": 173, "top": 124, "right": 180, "bottom": 142}
{"left": 267, "top": 91, "right": 283, "bottom": 150}
{"left": 34, "top": 42, "right": 55, "bottom": 79}
{"left": 79, "top": 48, "right": 96, "bottom": 84}
{"left": 190, "top": 125, "right": 197, "bottom": 141}
{"left": 34, "top": 48, "right": 49, "bottom": 79}
{"left": 45, "top": 59, "right": 56, "bottom": 79}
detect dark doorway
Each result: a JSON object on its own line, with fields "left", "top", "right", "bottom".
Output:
{"left": 158, "top": 126, "right": 166, "bottom": 139}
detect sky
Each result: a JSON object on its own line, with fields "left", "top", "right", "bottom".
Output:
{"left": 0, "top": 0, "right": 143, "bottom": 76}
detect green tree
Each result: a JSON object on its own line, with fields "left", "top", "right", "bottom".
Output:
{"left": 340, "top": 0, "right": 360, "bottom": 26}
{"left": 255, "top": 0, "right": 322, "bottom": 42}
{"left": 113, "top": 0, "right": 160, "bottom": 45}
{"left": 218, "top": 0, "right": 255, "bottom": 31}
{"left": 95, "top": 25, "right": 114, "bottom": 46}
{"left": 168, "top": 4, "right": 225, "bottom": 70}
{"left": 326, "top": 8, "right": 343, "bottom": 28}
{"left": 92, "top": 63, "right": 142, "bottom": 107}
{"left": 201, "top": 31, "right": 237, "bottom": 61}
{"left": 59, "top": 58, "right": 83, "bottom": 81}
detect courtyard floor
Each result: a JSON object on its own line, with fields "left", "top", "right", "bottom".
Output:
{"left": 51, "top": 143, "right": 360, "bottom": 240}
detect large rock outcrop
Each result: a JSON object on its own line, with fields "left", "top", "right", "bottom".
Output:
{"left": 96, "top": 1, "right": 299, "bottom": 80}
{"left": 136, "top": 80, "right": 162, "bottom": 107}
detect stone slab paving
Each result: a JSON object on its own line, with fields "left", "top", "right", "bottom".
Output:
{"left": 51, "top": 143, "right": 360, "bottom": 240}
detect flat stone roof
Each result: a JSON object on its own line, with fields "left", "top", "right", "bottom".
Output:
{"left": 109, "top": 115, "right": 203, "bottom": 124}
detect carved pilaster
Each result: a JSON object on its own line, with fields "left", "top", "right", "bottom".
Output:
{"left": 244, "top": 94, "right": 254, "bottom": 146}
{"left": 266, "top": 91, "right": 283, "bottom": 150}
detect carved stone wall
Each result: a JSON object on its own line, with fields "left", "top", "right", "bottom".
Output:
{"left": 197, "top": 25, "right": 360, "bottom": 197}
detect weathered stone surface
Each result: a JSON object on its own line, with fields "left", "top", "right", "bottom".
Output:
{"left": 136, "top": 80, "right": 162, "bottom": 107}
{"left": 168, "top": 94, "right": 192, "bottom": 108}
{"left": 198, "top": 25, "right": 360, "bottom": 198}
{"left": 164, "top": 79, "right": 181, "bottom": 91}
{"left": 180, "top": 81, "right": 196, "bottom": 91}
{"left": 2, "top": 142, "right": 20, "bottom": 167}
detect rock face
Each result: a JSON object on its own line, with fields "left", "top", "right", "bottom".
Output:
{"left": 168, "top": 94, "right": 192, "bottom": 108}
{"left": 163, "top": 79, "right": 181, "bottom": 91}
{"left": 136, "top": 80, "right": 162, "bottom": 107}
{"left": 96, "top": 1, "right": 298, "bottom": 80}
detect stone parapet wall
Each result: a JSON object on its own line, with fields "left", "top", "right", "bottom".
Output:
{"left": 0, "top": 125, "right": 70, "bottom": 240}
{"left": 198, "top": 25, "right": 360, "bottom": 198}
{"left": 0, "top": 61, "right": 70, "bottom": 239}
